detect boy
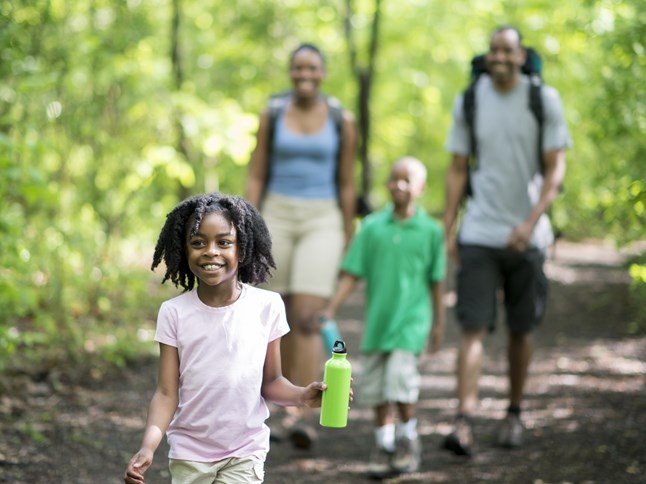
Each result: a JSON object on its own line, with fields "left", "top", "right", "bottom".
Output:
{"left": 321, "top": 156, "right": 446, "bottom": 477}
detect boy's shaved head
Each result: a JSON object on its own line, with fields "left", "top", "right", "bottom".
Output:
{"left": 392, "top": 156, "right": 427, "bottom": 183}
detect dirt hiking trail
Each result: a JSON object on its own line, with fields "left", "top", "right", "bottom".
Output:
{"left": 1, "top": 240, "right": 644, "bottom": 483}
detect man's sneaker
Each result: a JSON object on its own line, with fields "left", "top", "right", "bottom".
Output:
{"left": 367, "top": 446, "right": 395, "bottom": 479}
{"left": 442, "top": 416, "right": 473, "bottom": 457}
{"left": 497, "top": 413, "right": 524, "bottom": 448}
{"left": 392, "top": 435, "right": 421, "bottom": 473}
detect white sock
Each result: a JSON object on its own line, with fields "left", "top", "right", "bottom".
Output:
{"left": 375, "top": 423, "right": 395, "bottom": 452}
{"left": 396, "top": 418, "right": 418, "bottom": 440}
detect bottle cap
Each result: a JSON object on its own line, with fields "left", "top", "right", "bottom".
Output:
{"left": 332, "top": 340, "right": 347, "bottom": 354}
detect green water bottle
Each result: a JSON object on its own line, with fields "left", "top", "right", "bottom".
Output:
{"left": 320, "top": 340, "right": 352, "bottom": 428}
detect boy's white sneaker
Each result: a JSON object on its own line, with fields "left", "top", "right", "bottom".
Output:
{"left": 392, "top": 435, "right": 421, "bottom": 473}
{"left": 367, "top": 446, "right": 394, "bottom": 478}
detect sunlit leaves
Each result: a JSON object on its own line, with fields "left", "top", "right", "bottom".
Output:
{"left": 1, "top": 0, "right": 645, "bottom": 370}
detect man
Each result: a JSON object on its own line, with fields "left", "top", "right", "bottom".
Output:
{"left": 442, "top": 26, "right": 571, "bottom": 456}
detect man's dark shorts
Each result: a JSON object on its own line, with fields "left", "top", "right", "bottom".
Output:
{"left": 456, "top": 244, "right": 548, "bottom": 334}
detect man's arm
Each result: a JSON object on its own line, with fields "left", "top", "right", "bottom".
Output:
{"left": 507, "top": 148, "right": 566, "bottom": 250}
{"left": 443, "top": 153, "right": 469, "bottom": 258}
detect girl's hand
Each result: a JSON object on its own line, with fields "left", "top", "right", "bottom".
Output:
{"left": 124, "top": 448, "right": 153, "bottom": 484}
{"left": 300, "top": 382, "right": 326, "bottom": 408}
{"left": 301, "top": 380, "right": 355, "bottom": 408}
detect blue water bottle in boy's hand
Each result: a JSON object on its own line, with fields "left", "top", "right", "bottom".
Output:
{"left": 320, "top": 317, "right": 342, "bottom": 356}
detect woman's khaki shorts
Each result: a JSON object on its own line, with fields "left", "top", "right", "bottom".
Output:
{"left": 261, "top": 193, "right": 344, "bottom": 298}
{"left": 356, "top": 350, "right": 421, "bottom": 407}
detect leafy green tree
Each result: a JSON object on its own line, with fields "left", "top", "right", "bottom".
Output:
{"left": 1, "top": 0, "right": 644, "bottom": 377}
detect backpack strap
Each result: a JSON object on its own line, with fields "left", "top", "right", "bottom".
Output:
{"left": 460, "top": 53, "right": 488, "bottom": 199}
{"left": 264, "top": 92, "right": 291, "bottom": 193}
{"left": 266, "top": 91, "right": 291, "bottom": 159}
{"left": 528, "top": 74, "right": 545, "bottom": 175}
{"left": 324, "top": 95, "right": 345, "bottom": 188}
{"left": 462, "top": 81, "right": 478, "bottom": 198}
{"left": 326, "top": 95, "right": 344, "bottom": 148}
{"left": 462, "top": 73, "right": 546, "bottom": 200}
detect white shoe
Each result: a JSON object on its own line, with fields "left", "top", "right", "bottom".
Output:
{"left": 392, "top": 435, "right": 421, "bottom": 473}
{"left": 368, "top": 446, "right": 394, "bottom": 478}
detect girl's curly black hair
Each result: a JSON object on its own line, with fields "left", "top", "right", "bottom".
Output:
{"left": 151, "top": 193, "right": 275, "bottom": 291}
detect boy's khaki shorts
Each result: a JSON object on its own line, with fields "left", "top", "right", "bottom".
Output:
{"left": 261, "top": 193, "right": 344, "bottom": 298}
{"left": 356, "top": 350, "right": 421, "bottom": 407}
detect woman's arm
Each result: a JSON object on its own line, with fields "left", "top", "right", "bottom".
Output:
{"left": 124, "top": 343, "right": 179, "bottom": 484}
{"left": 261, "top": 339, "right": 325, "bottom": 408}
{"left": 337, "top": 111, "right": 358, "bottom": 244}
{"left": 245, "top": 110, "right": 272, "bottom": 208}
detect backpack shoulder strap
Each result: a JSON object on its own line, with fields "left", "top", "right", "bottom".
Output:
{"left": 323, "top": 94, "right": 344, "bottom": 142}
{"left": 463, "top": 81, "right": 477, "bottom": 157}
{"left": 263, "top": 92, "right": 291, "bottom": 196}
{"left": 266, "top": 91, "right": 290, "bottom": 145}
{"left": 464, "top": 53, "right": 486, "bottom": 164}
{"left": 528, "top": 74, "right": 545, "bottom": 174}
{"left": 321, "top": 94, "right": 346, "bottom": 205}
{"left": 462, "top": 79, "right": 479, "bottom": 198}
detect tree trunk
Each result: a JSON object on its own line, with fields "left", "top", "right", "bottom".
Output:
{"left": 344, "top": 0, "right": 382, "bottom": 216}
{"left": 170, "top": 0, "right": 198, "bottom": 199}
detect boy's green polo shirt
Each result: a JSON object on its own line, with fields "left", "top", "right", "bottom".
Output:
{"left": 340, "top": 204, "right": 446, "bottom": 354}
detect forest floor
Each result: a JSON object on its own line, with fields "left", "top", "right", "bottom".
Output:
{"left": 1, "top": 240, "right": 645, "bottom": 484}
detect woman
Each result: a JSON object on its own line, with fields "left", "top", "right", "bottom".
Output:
{"left": 246, "top": 43, "right": 357, "bottom": 449}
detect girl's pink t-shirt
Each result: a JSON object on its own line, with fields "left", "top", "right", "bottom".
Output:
{"left": 154, "top": 284, "right": 289, "bottom": 462}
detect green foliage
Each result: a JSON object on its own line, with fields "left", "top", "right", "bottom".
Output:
{"left": 628, "top": 255, "right": 646, "bottom": 334}
{"left": 581, "top": 2, "right": 646, "bottom": 243}
{"left": 0, "top": 0, "right": 644, "bottom": 377}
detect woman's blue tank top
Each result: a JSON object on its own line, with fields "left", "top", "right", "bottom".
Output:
{"left": 267, "top": 111, "right": 339, "bottom": 199}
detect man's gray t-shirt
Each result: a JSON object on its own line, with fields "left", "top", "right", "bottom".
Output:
{"left": 445, "top": 74, "right": 571, "bottom": 250}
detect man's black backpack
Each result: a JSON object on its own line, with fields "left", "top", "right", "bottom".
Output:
{"left": 462, "top": 47, "right": 545, "bottom": 197}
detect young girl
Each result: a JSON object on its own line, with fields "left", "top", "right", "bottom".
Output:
{"left": 124, "top": 193, "right": 327, "bottom": 484}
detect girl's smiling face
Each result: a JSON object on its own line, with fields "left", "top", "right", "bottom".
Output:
{"left": 186, "top": 211, "right": 239, "bottom": 292}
